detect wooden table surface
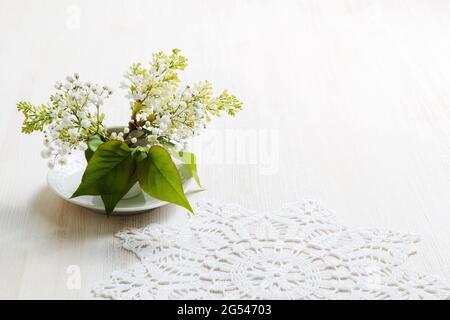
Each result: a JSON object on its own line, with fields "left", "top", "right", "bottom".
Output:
{"left": 0, "top": 0, "right": 449, "bottom": 299}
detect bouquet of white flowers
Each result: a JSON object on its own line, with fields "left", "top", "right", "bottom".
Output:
{"left": 18, "top": 49, "right": 242, "bottom": 215}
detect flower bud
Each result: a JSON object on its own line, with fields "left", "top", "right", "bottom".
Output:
{"left": 147, "top": 114, "right": 156, "bottom": 122}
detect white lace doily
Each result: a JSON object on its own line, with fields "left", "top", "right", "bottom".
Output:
{"left": 93, "top": 200, "right": 450, "bottom": 300}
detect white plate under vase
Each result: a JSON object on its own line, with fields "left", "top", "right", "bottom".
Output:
{"left": 47, "top": 150, "right": 194, "bottom": 216}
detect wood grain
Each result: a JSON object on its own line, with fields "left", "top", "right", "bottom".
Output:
{"left": 0, "top": 0, "right": 449, "bottom": 299}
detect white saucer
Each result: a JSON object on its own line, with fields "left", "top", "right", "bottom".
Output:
{"left": 47, "top": 151, "right": 194, "bottom": 215}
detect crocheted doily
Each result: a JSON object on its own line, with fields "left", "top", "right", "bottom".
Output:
{"left": 93, "top": 200, "right": 450, "bottom": 300}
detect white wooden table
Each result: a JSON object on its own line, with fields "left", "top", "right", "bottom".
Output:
{"left": 0, "top": 0, "right": 449, "bottom": 299}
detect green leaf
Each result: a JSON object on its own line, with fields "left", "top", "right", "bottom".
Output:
{"left": 137, "top": 145, "right": 194, "bottom": 214}
{"left": 72, "top": 140, "right": 137, "bottom": 216}
{"left": 173, "top": 151, "right": 202, "bottom": 188}
{"left": 131, "top": 146, "right": 148, "bottom": 162}
{"left": 85, "top": 149, "right": 94, "bottom": 163}
{"left": 85, "top": 134, "right": 104, "bottom": 162}
{"left": 101, "top": 174, "right": 137, "bottom": 215}
{"left": 88, "top": 134, "right": 104, "bottom": 151}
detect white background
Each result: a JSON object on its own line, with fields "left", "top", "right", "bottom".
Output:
{"left": 0, "top": 0, "right": 449, "bottom": 298}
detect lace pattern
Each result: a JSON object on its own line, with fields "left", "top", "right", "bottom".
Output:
{"left": 93, "top": 200, "right": 450, "bottom": 300}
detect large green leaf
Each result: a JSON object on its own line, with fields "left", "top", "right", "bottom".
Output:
{"left": 138, "top": 145, "right": 194, "bottom": 214}
{"left": 173, "top": 151, "right": 202, "bottom": 188}
{"left": 101, "top": 174, "right": 137, "bottom": 215}
{"left": 72, "top": 140, "right": 137, "bottom": 215}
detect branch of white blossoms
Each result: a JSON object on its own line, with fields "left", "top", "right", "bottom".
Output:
{"left": 17, "top": 73, "right": 113, "bottom": 168}
{"left": 119, "top": 49, "right": 243, "bottom": 151}
{"left": 17, "top": 49, "right": 242, "bottom": 169}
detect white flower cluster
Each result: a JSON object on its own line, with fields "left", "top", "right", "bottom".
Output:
{"left": 120, "top": 49, "right": 242, "bottom": 151}
{"left": 18, "top": 50, "right": 242, "bottom": 169}
{"left": 40, "top": 73, "right": 112, "bottom": 168}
